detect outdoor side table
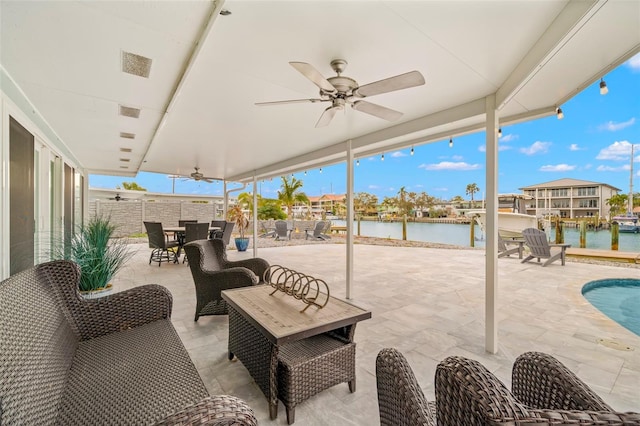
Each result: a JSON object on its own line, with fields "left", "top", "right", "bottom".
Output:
{"left": 221, "top": 285, "right": 371, "bottom": 424}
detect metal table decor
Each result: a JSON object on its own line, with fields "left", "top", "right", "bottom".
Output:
{"left": 263, "top": 265, "right": 330, "bottom": 312}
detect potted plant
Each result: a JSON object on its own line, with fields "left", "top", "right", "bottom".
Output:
{"left": 52, "top": 215, "right": 131, "bottom": 298}
{"left": 228, "top": 204, "right": 250, "bottom": 251}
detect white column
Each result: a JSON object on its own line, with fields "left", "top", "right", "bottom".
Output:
{"left": 253, "top": 176, "right": 258, "bottom": 257}
{"left": 223, "top": 181, "right": 228, "bottom": 219}
{"left": 346, "top": 140, "right": 354, "bottom": 299}
{"left": 485, "top": 95, "right": 499, "bottom": 354}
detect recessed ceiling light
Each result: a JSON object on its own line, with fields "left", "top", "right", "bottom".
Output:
{"left": 120, "top": 158, "right": 130, "bottom": 162}
{"left": 120, "top": 132, "right": 135, "bottom": 139}
{"left": 119, "top": 105, "right": 140, "bottom": 118}
{"left": 120, "top": 165, "right": 128, "bottom": 169}
{"left": 122, "top": 51, "right": 152, "bottom": 78}
{"left": 120, "top": 148, "right": 132, "bottom": 153}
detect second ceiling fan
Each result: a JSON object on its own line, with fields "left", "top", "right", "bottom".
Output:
{"left": 256, "top": 59, "right": 425, "bottom": 127}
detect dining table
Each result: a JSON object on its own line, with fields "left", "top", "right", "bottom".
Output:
{"left": 164, "top": 225, "right": 220, "bottom": 256}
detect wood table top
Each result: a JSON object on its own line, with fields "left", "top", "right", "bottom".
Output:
{"left": 164, "top": 226, "right": 220, "bottom": 232}
{"left": 222, "top": 285, "right": 371, "bottom": 345}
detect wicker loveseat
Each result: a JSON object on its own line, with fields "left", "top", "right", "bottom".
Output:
{"left": 0, "top": 260, "right": 257, "bottom": 426}
{"left": 376, "top": 348, "right": 640, "bottom": 426}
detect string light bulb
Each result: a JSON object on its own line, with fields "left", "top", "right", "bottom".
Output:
{"left": 356, "top": 159, "right": 360, "bottom": 166}
{"left": 498, "top": 128, "right": 502, "bottom": 138}
{"left": 556, "top": 108, "right": 564, "bottom": 120}
{"left": 381, "top": 153, "right": 385, "bottom": 161}
{"left": 319, "top": 168, "right": 322, "bottom": 174}
{"left": 599, "top": 78, "right": 608, "bottom": 95}
{"left": 410, "top": 146, "right": 414, "bottom": 156}
{"left": 449, "top": 137, "right": 453, "bottom": 148}
{"left": 304, "top": 170, "right": 307, "bottom": 176}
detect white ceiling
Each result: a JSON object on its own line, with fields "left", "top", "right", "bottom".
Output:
{"left": 1, "top": 0, "right": 639, "bottom": 182}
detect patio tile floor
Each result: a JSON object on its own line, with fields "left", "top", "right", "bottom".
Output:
{"left": 114, "top": 243, "right": 640, "bottom": 424}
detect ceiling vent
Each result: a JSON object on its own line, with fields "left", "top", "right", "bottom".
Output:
{"left": 122, "top": 51, "right": 152, "bottom": 78}
{"left": 120, "top": 158, "right": 130, "bottom": 162}
{"left": 120, "top": 148, "right": 132, "bottom": 153}
{"left": 120, "top": 165, "right": 129, "bottom": 169}
{"left": 119, "top": 105, "right": 140, "bottom": 118}
{"left": 120, "top": 132, "right": 135, "bottom": 139}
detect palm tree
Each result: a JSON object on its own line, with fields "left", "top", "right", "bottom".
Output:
{"left": 606, "top": 194, "right": 628, "bottom": 218}
{"left": 277, "top": 176, "right": 309, "bottom": 219}
{"left": 465, "top": 183, "right": 479, "bottom": 202}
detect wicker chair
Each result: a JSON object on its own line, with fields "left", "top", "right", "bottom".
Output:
{"left": 182, "top": 222, "right": 210, "bottom": 263}
{"left": 0, "top": 260, "right": 257, "bottom": 426}
{"left": 183, "top": 239, "right": 270, "bottom": 321}
{"left": 377, "top": 348, "right": 640, "bottom": 426}
{"left": 144, "top": 221, "right": 179, "bottom": 266}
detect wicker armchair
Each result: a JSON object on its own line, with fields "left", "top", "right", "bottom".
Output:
{"left": 436, "top": 352, "right": 640, "bottom": 425}
{"left": 377, "top": 348, "right": 640, "bottom": 426}
{"left": 0, "top": 260, "right": 257, "bottom": 426}
{"left": 183, "top": 239, "right": 270, "bottom": 321}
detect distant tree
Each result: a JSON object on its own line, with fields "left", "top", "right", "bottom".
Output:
{"left": 606, "top": 194, "right": 628, "bottom": 217}
{"left": 119, "top": 181, "right": 147, "bottom": 191}
{"left": 395, "top": 186, "right": 415, "bottom": 216}
{"left": 258, "top": 200, "right": 287, "bottom": 220}
{"left": 237, "top": 192, "right": 261, "bottom": 218}
{"left": 354, "top": 192, "right": 379, "bottom": 215}
{"left": 277, "top": 176, "right": 309, "bottom": 219}
{"left": 450, "top": 195, "right": 465, "bottom": 204}
{"left": 465, "top": 183, "right": 479, "bottom": 201}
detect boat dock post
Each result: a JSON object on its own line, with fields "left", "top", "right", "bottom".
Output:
{"left": 579, "top": 221, "right": 587, "bottom": 248}
{"left": 611, "top": 221, "right": 619, "bottom": 251}
{"left": 470, "top": 217, "right": 476, "bottom": 248}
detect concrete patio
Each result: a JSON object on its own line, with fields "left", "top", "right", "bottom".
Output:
{"left": 113, "top": 242, "right": 640, "bottom": 425}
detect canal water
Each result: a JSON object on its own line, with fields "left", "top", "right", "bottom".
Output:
{"left": 333, "top": 220, "right": 640, "bottom": 252}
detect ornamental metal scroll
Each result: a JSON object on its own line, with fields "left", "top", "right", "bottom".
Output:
{"left": 263, "top": 265, "right": 330, "bottom": 312}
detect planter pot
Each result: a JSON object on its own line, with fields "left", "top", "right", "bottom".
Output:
{"left": 235, "top": 237, "right": 250, "bottom": 252}
{"left": 81, "top": 284, "right": 113, "bottom": 299}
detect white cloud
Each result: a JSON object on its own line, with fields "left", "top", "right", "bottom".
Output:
{"left": 414, "top": 184, "right": 424, "bottom": 188}
{"left": 584, "top": 164, "right": 592, "bottom": 170}
{"left": 569, "top": 144, "right": 581, "bottom": 151}
{"left": 391, "top": 151, "right": 406, "bottom": 158}
{"left": 596, "top": 140, "right": 633, "bottom": 160}
{"left": 452, "top": 155, "right": 463, "bottom": 161}
{"left": 520, "top": 141, "right": 551, "bottom": 155}
{"left": 596, "top": 164, "right": 631, "bottom": 172}
{"left": 478, "top": 145, "right": 512, "bottom": 152}
{"left": 598, "top": 118, "right": 636, "bottom": 132}
{"left": 433, "top": 187, "right": 448, "bottom": 192}
{"left": 539, "top": 164, "right": 576, "bottom": 172}
{"left": 368, "top": 184, "right": 380, "bottom": 189}
{"left": 419, "top": 162, "right": 481, "bottom": 171}
{"left": 500, "top": 134, "right": 518, "bottom": 142}
{"left": 627, "top": 53, "right": 640, "bottom": 71}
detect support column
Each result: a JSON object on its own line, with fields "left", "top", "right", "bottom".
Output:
{"left": 223, "top": 181, "right": 228, "bottom": 219}
{"left": 346, "top": 140, "right": 354, "bottom": 299}
{"left": 253, "top": 175, "right": 258, "bottom": 257}
{"left": 485, "top": 95, "right": 499, "bottom": 354}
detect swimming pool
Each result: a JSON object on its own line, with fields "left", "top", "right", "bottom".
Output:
{"left": 582, "top": 279, "right": 640, "bottom": 337}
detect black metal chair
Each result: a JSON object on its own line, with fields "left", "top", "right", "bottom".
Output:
{"left": 182, "top": 222, "right": 210, "bottom": 263}
{"left": 183, "top": 239, "right": 270, "bottom": 321}
{"left": 143, "top": 221, "right": 179, "bottom": 266}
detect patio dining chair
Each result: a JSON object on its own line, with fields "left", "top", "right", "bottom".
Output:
{"left": 182, "top": 222, "right": 210, "bottom": 263}
{"left": 521, "top": 227, "right": 571, "bottom": 266}
{"left": 210, "top": 220, "right": 227, "bottom": 239}
{"left": 143, "top": 221, "right": 179, "bottom": 266}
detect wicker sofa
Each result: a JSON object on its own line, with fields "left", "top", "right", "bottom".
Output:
{"left": 0, "top": 260, "right": 257, "bottom": 426}
{"left": 376, "top": 348, "right": 640, "bottom": 426}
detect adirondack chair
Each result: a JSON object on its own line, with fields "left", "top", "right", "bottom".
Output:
{"left": 498, "top": 234, "right": 524, "bottom": 259}
{"left": 521, "top": 227, "right": 571, "bottom": 266}
{"left": 305, "top": 221, "right": 331, "bottom": 240}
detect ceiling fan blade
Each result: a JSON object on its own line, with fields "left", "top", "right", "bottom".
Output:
{"left": 255, "top": 98, "right": 327, "bottom": 106}
{"left": 353, "top": 70, "right": 425, "bottom": 98}
{"left": 352, "top": 100, "right": 403, "bottom": 121}
{"left": 290, "top": 62, "right": 336, "bottom": 93}
{"left": 315, "top": 106, "right": 339, "bottom": 128}
{"left": 203, "top": 178, "right": 214, "bottom": 183}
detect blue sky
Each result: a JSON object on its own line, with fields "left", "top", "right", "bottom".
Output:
{"left": 91, "top": 54, "right": 640, "bottom": 201}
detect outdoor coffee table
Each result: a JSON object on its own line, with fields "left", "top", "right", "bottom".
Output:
{"left": 221, "top": 285, "right": 371, "bottom": 424}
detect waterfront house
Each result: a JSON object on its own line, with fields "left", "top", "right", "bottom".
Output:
{"left": 520, "top": 178, "right": 620, "bottom": 219}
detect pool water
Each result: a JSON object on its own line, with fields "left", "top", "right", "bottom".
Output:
{"left": 582, "top": 279, "right": 640, "bottom": 336}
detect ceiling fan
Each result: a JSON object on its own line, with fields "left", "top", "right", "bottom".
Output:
{"left": 183, "top": 167, "right": 215, "bottom": 183}
{"left": 108, "top": 193, "right": 130, "bottom": 201}
{"left": 256, "top": 59, "right": 425, "bottom": 127}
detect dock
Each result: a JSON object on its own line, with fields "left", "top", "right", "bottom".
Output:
{"left": 566, "top": 247, "right": 640, "bottom": 264}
